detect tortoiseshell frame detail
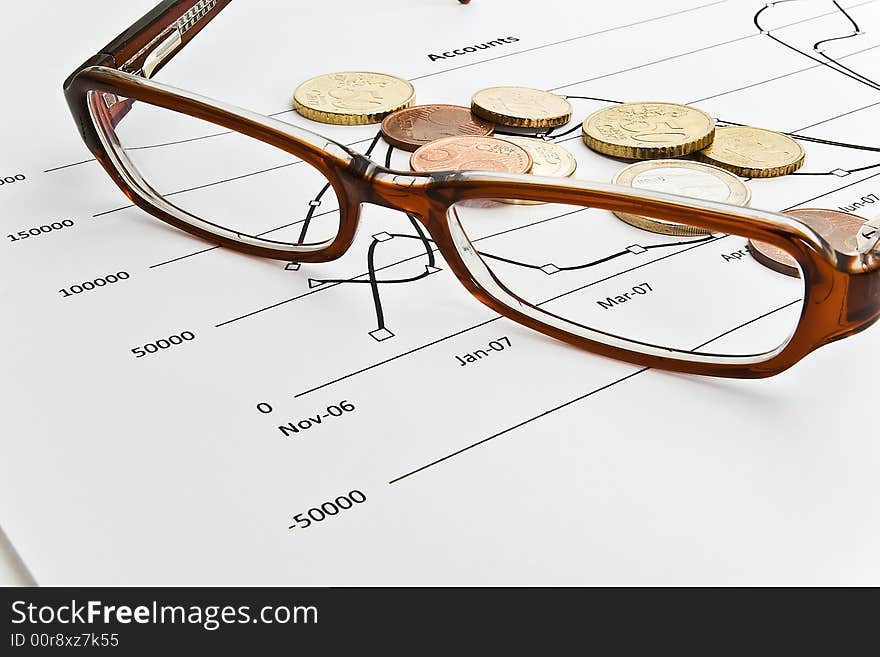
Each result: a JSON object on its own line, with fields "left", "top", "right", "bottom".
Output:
{"left": 64, "top": 0, "right": 880, "bottom": 378}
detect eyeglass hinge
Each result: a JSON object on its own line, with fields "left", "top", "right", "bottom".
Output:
{"left": 857, "top": 216, "right": 880, "bottom": 255}
{"left": 140, "top": 28, "right": 183, "bottom": 78}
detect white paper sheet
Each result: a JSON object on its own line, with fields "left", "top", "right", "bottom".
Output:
{"left": 1, "top": 0, "right": 879, "bottom": 585}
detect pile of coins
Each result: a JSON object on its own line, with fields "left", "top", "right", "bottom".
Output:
{"left": 292, "top": 71, "right": 868, "bottom": 277}
{"left": 291, "top": 73, "right": 580, "bottom": 187}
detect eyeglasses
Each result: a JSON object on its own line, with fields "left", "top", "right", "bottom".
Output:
{"left": 64, "top": 0, "right": 880, "bottom": 378}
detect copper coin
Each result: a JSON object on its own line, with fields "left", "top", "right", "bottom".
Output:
{"left": 409, "top": 136, "right": 532, "bottom": 173}
{"left": 748, "top": 208, "right": 867, "bottom": 277}
{"left": 381, "top": 104, "right": 494, "bottom": 151}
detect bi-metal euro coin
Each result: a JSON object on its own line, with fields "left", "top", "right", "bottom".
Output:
{"left": 471, "top": 86, "right": 572, "bottom": 128}
{"left": 582, "top": 102, "right": 715, "bottom": 160}
{"left": 293, "top": 72, "right": 415, "bottom": 125}
{"left": 697, "top": 125, "right": 805, "bottom": 178}
{"left": 611, "top": 160, "right": 750, "bottom": 235}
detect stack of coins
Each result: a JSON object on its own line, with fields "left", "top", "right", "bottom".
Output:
{"left": 579, "top": 101, "right": 808, "bottom": 235}
{"left": 293, "top": 76, "right": 581, "bottom": 182}
{"left": 405, "top": 85, "right": 578, "bottom": 178}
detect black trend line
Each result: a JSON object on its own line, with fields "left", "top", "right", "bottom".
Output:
{"left": 296, "top": 182, "right": 333, "bottom": 243}
{"left": 783, "top": 167, "right": 880, "bottom": 209}
{"left": 812, "top": 1, "right": 880, "bottom": 89}
{"left": 307, "top": 221, "right": 437, "bottom": 287}
{"left": 221, "top": 207, "right": 591, "bottom": 328}
{"left": 543, "top": 122, "right": 582, "bottom": 140}
{"left": 313, "top": 216, "right": 713, "bottom": 289}
{"left": 364, "top": 130, "right": 384, "bottom": 158}
{"left": 293, "top": 236, "right": 725, "bottom": 398}
{"left": 408, "top": 215, "right": 436, "bottom": 268}
{"left": 388, "top": 297, "right": 801, "bottom": 485}
{"left": 565, "top": 95, "right": 624, "bottom": 104}
{"left": 755, "top": 1, "right": 880, "bottom": 91}
{"left": 366, "top": 239, "right": 386, "bottom": 332}
{"left": 480, "top": 235, "right": 714, "bottom": 273}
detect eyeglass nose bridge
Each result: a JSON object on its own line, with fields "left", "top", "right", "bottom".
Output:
{"left": 359, "top": 165, "right": 437, "bottom": 219}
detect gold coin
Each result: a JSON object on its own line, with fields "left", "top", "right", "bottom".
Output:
{"left": 496, "top": 137, "right": 577, "bottom": 205}
{"left": 471, "top": 86, "right": 572, "bottom": 128}
{"left": 696, "top": 125, "right": 805, "bottom": 177}
{"left": 582, "top": 102, "right": 715, "bottom": 159}
{"left": 611, "top": 160, "right": 751, "bottom": 236}
{"left": 293, "top": 72, "right": 415, "bottom": 125}
{"left": 497, "top": 137, "right": 577, "bottom": 177}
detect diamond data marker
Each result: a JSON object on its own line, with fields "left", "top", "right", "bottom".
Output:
{"left": 540, "top": 263, "right": 561, "bottom": 275}
{"left": 626, "top": 244, "right": 647, "bottom": 254}
{"left": 369, "top": 328, "right": 395, "bottom": 341}
{"left": 373, "top": 232, "right": 394, "bottom": 242}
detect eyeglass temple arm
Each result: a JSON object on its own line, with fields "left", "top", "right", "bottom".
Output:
{"left": 93, "top": 0, "right": 232, "bottom": 79}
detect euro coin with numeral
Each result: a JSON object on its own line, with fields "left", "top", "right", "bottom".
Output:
{"left": 582, "top": 102, "right": 715, "bottom": 159}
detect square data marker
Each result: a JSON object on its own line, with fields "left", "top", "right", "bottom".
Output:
{"left": 285, "top": 262, "right": 301, "bottom": 271}
{"left": 369, "top": 328, "right": 395, "bottom": 342}
{"left": 626, "top": 244, "right": 647, "bottom": 254}
{"left": 309, "top": 199, "right": 322, "bottom": 207}
{"left": 540, "top": 263, "right": 561, "bottom": 275}
{"left": 831, "top": 168, "right": 850, "bottom": 177}
{"left": 372, "top": 232, "right": 394, "bottom": 242}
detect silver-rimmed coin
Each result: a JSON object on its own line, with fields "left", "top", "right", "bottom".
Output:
{"left": 611, "top": 159, "right": 751, "bottom": 235}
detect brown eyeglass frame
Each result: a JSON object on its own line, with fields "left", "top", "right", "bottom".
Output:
{"left": 63, "top": 0, "right": 880, "bottom": 379}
